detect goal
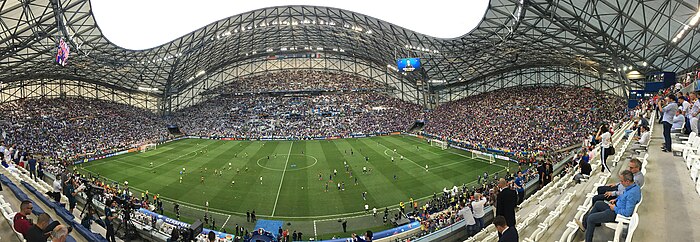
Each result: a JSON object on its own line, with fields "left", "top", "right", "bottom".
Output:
{"left": 140, "top": 143, "right": 157, "bottom": 153}
{"left": 430, "top": 139, "right": 448, "bottom": 150}
{"left": 471, "top": 151, "right": 496, "bottom": 163}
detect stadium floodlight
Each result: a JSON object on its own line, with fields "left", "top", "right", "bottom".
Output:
{"left": 642, "top": 62, "right": 648, "bottom": 67}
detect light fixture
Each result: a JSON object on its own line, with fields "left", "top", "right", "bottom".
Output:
{"left": 642, "top": 62, "right": 648, "bottom": 67}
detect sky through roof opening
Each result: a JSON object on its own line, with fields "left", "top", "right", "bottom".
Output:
{"left": 91, "top": 0, "right": 490, "bottom": 50}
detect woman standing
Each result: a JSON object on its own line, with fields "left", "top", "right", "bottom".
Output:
{"left": 596, "top": 124, "right": 612, "bottom": 173}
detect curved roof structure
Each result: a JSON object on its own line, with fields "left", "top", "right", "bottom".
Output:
{"left": 1, "top": 0, "right": 699, "bottom": 105}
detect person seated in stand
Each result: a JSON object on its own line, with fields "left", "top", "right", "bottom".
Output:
{"left": 26, "top": 213, "right": 61, "bottom": 242}
{"left": 630, "top": 125, "right": 650, "bottom": 152}
{"left": 576, "top": 170, "right": 641, "bottom": 242}
{"left": 591, "top": 158, "right": 645, "bottom": 204}
{"left": 13, "top": 200, "right": 34, "bottom": 235}
{"left": 671, "top": 109, "right": 685, "bottom": 133}
{"left": 573, "top": 157, "right": 592, "bottom": 184}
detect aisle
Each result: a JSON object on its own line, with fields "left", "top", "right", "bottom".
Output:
{"left": 635, "top": 123, "right": 700, "bottom": 242}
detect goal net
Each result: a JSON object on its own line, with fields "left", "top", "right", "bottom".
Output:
{"left": 471, "top": 151, "right": 496, "bottom": 163}
{"left": 140, "top": 143, "right": 157, "bottom": 153}
{"left": 430, "top": 139, "right": 448, "bottom": 150}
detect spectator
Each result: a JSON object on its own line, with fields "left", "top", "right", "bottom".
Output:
{"left": 50, "top": 225, "right": 69, "bottom": 242}
{"left": 573, "top": 158, "right": 592, "bottom": 184}
{"left": 495, "top": 179, "right": 517, "bottom": 227}
{"left": 13, "top": 200, "right": 34, "bottom": 236}
{"left": 659, "top": 94, "right": 678, "bottom": 152}
{"left": 64, "top": 178, "right": 77, "bottom": 213}
{"left": 688, "top": 92, "right": 700, "bottom": 134}
{"left": 457, "top": 202, "right": 476, "bottom": 235}
{"left": 208, "top": 231, "right": 216, "bottom": 242}
{"left": 471, "top": 193, "right": 486, "bottom": 232}
{"left": 25, "top": 213, "right": 60, "bottom": 242}
{"left": 493, "top": 215, "right": 518, "bottom": 242}
{"left": 104, "top": 200, "right": 117, "bottom": 242}
{"left": 27, "top": 155, "right": 37, "bottom": 180}
{"left": 672, "top": 109, "right": 685, "bottom": 131}
{"left": 51, "top": 177, "right": 62, "bottom": 202}
{"left": 576, "top": 170, "right": 641, "bottom": 242}
{"left": 596, "top": 124, "right": 612, "bottom": 173}
{"left": 591, "top": 158, "right": 645, "bottom": 204}
{"left": 167, "top": 229, "right": 179, "bottom": 242}
{"left": 513, "top": 172, "right": 525, "bottom": 204}
{"left": 630, "top": 125, "right": 650, "bottom": 152}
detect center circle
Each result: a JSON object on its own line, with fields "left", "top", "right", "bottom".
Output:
{"left": 256, "top": 154, "right": 318, "bottom": 171}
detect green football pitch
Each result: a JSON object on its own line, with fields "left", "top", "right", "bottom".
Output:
{"left": 79, "top": 135, "right": 510, "bottom": 236}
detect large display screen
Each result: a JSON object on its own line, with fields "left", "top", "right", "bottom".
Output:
{"left": 56, "top": 38, "right": 70, "bottom": 66}
{"left": 397, "top": 58, "right": 420, "bottom": 72}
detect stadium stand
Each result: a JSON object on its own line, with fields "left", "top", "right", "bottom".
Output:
{"left": 172, "top": 92, "right": 422, "bottom": 138}
{"left": 203, "top": 70, "right": 382, "bottom": 94}
{"left": 0, "top": 98, "right": 168, "bottom": 162}
{"left": 2, "top": 0, "right": 700, "bottom": 241}
{"left": 424, "top": 86, "right": 626, "bottom": 155}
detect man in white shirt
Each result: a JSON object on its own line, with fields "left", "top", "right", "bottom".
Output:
{"left": 672, "top": 109, "right": 685, "bottom": 131}
{"left": 679, "top": 97, "right": 692, "bottom": 133}
{"left": 471, "top": 193, "right": 487, "bottom": 232}
{"left": 52, "top": 178, "right": 62, "bottom": 202}
{"left": 631, "top": 126, "right": 650, "bottom": 152}
{"left": 458, "top": 202, "right": 476, "bottom": 236}
{"left": 689, "top": 92, "right": 700, "bottom": 134}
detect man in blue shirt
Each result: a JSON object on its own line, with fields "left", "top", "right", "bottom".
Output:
{"left": 659, "top": 94, "right": 678, "bottom": 152}
{"left": 27, "top": 155, "right": 37, "bottom": 180}
{"left": 514, "top": 171, "right": 525, "bottom": 204}
{"left": 576, "top": 170, "right": 641, "bottom": 242}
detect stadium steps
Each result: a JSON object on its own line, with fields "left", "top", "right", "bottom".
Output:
{"left": 0, "top": 189, "right": 23, "bottom": 242}
{"left": 632, "top": 120, "right": 700, "bottom": 241}
{"left": 521, "top": 120, "right": 634, "bottom": 242}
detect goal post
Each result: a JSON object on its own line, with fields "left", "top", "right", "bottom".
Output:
{"left": 140, "top": 143, "right": 157, "bottom": 153}
{"left": 471, "top": 150, "right": 496, "bottom": 163}
{"left": 430, "top": 139, "right": 448, "bottom": 150}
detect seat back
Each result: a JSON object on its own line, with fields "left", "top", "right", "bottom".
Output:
{"left": 624, "top": 213, "right": 640, "bottom": 242}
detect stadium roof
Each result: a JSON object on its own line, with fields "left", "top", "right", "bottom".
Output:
{"left": 1, "top": 0, "right": 699, "bottom": 99}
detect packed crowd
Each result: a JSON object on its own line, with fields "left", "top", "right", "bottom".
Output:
{"left": 0, "top": 97, "right": 168, "bottom": 162}
{"left": 424, "top": 86, "right": 626, "bottom": 154}
{"left": 172, "top": 93, "right": 422, "bottom": 138}
{"left": 204, "top": 70, "right": 382, "bottom": 94}
{"left": 400, "top": 168, "right": 537, "bottom": 241}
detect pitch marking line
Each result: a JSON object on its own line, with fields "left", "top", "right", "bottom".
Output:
{"left": 398, "top": 134, "right": 510, "bottom": 169}
{"left": 149, "top": 141, "right": 216, "bottom": 170}
{"left": 271, "top": 141, "right": 293, "bottom": 217}
{"left": 221, "top": 215, "right": 232, "bottom": 228}
{"left": 375, "top": 142, "right": 426, "bottom": 170}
